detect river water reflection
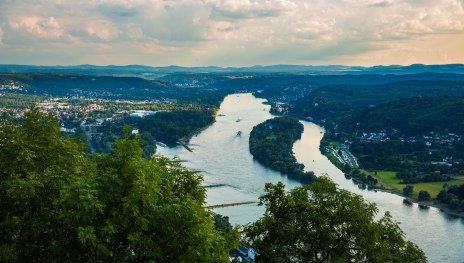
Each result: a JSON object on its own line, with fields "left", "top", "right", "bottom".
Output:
{"left": 157, "top": 93, "right": 464, "bottom": 263}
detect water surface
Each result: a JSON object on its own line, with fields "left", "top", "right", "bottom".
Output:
{"left": 158, "top": 93, "right": 464, "bottom": 263}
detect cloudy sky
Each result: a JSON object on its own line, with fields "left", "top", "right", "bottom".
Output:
{"left": 0, "top": 0, "right": 463, "bottom": 66}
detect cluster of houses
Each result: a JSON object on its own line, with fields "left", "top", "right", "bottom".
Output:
{"left": 0, "top": 80, "right": 26, "bottom": 91}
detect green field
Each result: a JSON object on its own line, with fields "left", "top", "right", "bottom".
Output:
{"left": 374, "top": 171, "right": 464, "bottom": 198}
{"left": 326, "top": 141, "right": 358, "bottom": 169}
{"left": 329, "top": 141, "right": 342, "bottom": 148}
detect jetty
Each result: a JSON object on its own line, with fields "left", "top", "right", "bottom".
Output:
{"left": 204, "top": 201, "right": 258, "bottom": 209}
{"left": 178, "top": 140, "right": 193, "bottom": 152}
{"left": 203, "top": 184, "right": 228, "bottom": 188}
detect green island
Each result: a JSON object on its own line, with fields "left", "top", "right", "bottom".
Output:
{"left": 249, "top": 117, "right": 316, "bottom": 184}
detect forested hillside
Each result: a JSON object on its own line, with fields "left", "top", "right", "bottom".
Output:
{"left": 290, "top": 80, "right": 464, "bottom": 124}
{"left": 341, "top": 96, "right": 464, "bottom": 135}
{"left": 0, "top": 73, "right": 229, "bottom": 106}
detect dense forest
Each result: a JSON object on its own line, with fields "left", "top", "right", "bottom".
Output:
{"left": 289, "top": 80, "right": 464, "bottom": 125}
{"left": 93, "top": 108, "right": 216, "bottom": 153}
{"left": 136, "top": 109, "right": 216, "bottom": 146}
{"left": 340, "top": 96, "right": 464, "bottom": 135}
{"left": 249, "top": 117, "right": 316, "bottom": 183}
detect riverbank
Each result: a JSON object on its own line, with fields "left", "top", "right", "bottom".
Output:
{"left": 376, "top": 187, "right": 464, "bottom": 218}
{"left": 159, "top": 94, "right": 464, "bottom": 262}
{"left": 316, "top": 132, "right": 464, "bottom": 218}
{"left": 174, "top": 107, "right": 222, "bottom": 149}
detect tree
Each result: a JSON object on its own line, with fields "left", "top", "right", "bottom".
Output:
{"left": 403, "top": 185, "right": 414, "bottom": 196}
{"left": 418, "top": 190, "right": 431, "bottom": 201}
{"left": 0, "top": 108, "right": 236, "bottom": 262}
{"left": 0, "top": 107, "right": 88, "bottom": 262}
{"left": 245, "top": 177, "right": 426, "bottom": 263}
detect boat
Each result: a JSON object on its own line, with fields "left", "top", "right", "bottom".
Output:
{"left": 236, "top": 119, "right": 241, "bottom": 122}
{"left": 403, "top": 199, "right": 413, "bottom": 206}
{"left": 418, "top": 204, "right": 429, "bottom": 209}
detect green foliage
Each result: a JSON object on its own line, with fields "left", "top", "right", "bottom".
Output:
{"left": 290, "top": 80, "right": 464, "bottom": 124}
{"left": 349, "top": 169, "right": 378, "bottom": 188}
{"left": 418, "top": 190, "right": 431, "bottom": 201}
{"left": 137, "top": 109, "right": 215, "bottom": 146}
{"left": 214, "top": 214, "right": 233, "bottom": 234}
{"left": 94, "top": 108, "right": 215, "bottom": 152}
{"left": 403, "top": 185, "right": 414, "bottom": 196}
{"left": 350, "top": 139, "right": 460, "bottom": 183}
{"left": 0, "top": 93, "right": 42, "bottom": 109}
{"left": 0, "top": 108, "right": 234, "bottom": 262}
{"left": 213, "top": 214, "right": 241, "bottom": 251}
{"left": 0, "top": 107, "right": 88, "bottom": 262}
{"left": 342, "top": 96, "right": 464, "bottom": 135}
{"left": 436, "top": 184, "right": 464, "bottom": 210}
{"left": 249, "top": 117, "right": 316, "bottom": 183}
{"left": 245, "top": 177, "right": 427, "bottom": 263}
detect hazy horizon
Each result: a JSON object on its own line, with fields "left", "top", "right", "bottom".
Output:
{"left": 1, "top": 0, "right": 463, "bottom": 66}
{"left": 1, "top": 63, "right": 463, "bottom": 68}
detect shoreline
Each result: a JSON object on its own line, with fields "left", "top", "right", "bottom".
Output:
{"left": 374, "top": 187, "right": 464, "bottom": 218}
{"left": 175, "top": 107, "right": 220, "bottom": 148}
{"left": 307, "top": 119, "right": 464, "bottom": 219}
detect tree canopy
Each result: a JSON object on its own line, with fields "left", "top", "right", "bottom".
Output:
{"left": 245, "top": 177, "right": 426, "bottom": 263}
{"left": 0, "top": 107, "right": 235, "bottom": 262}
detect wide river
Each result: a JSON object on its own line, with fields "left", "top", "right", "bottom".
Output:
{"left": 158, "top": 93, "right": 464, "bottom": 263}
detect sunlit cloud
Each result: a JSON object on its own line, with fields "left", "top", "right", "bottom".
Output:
{"left": 9, "top": 16, "right": 64, "bottom": 40}
{"left": 0, "top": 0, "right": 463, "bottom": 66}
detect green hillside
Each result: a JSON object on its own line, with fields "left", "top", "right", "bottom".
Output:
{"left": 290, "top": 80, "right": 464, "bottom": 124}
{"left": 342, "top": 96, "right": 464, "bottom": 135}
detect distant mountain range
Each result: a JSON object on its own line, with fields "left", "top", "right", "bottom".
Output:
{"left": 0, "top": 64, "right": 463, "bottom": 78}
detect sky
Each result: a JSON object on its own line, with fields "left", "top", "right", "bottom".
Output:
{"left": 0, "top": 0, "right": 463, "bottom": 67}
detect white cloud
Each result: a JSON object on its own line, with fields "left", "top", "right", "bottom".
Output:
{"left": 9, "top": 16, "right": 64, "bottom": 39}
{"left": 208, "top": 0, "right": 297, "bottom": 20}
{"left": 83, "top": 20, "right": 120, "bottom": 41}
{"left": 0, "top": 0, "right": 463, "bottom": 65}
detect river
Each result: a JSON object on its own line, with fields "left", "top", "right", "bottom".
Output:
{"left": 157, "top": 93, "right": 464, "bottom": 263}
